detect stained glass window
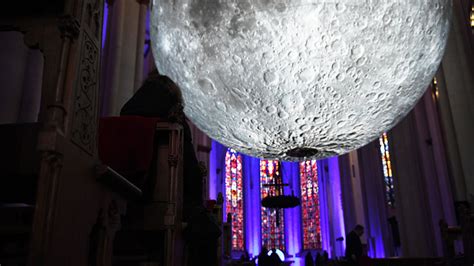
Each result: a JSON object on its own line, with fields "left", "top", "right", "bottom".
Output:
{"left": 300, "top": 160, "right": 322, "bottom": 250}
{"left": 432, "top": 77, "right": 439, "bottom": 100}
{"left": 470, "top": 4, "right": 474, "bottom": 28}
{"left": 379, "top": 133, "right": 395, "bottom": 207}
{"left": 225, "top": 148, "right": 244, "bottom": 251}
{"left": 260, "top": 160, "right": 285, "bottom": 251}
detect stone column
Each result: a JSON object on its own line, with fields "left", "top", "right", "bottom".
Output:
{"left": 101, "top": 0, "right": 125, "bottom": 116}
{"left": 134, "top": 0, "right": 149, "bottom": 91}
{"left": 0, "top": 31, "right": 29, "bottom": 124}
{"left": 357, "top": 141, "right": 393, "bottom": 258}
{"left": 101, "top": 0, "right": 142, "bottom": 116}
{"left": 389, "top": 89, "right": 456, "bottom": 257}
{"left": 346, "top": 151, "right": 368, "bottom": 233}
{"left": 338, "top": 154, "right": 357, "bottom": 235}
{"left": 320, "top": 157, "right": 347, "bottom": 258}
{"left": 18, "top": 49, "right": 44, "bottom": 123}
{"left": 389, "top": 108, "right": 436, "bottom": 257}
{"left": 436, "top": 0, "right": 474, "bottom": 203}
{"left": 282, "top": 161, "right": 302, "bottom": 257}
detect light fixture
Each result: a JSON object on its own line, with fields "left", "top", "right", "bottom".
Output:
{"left": 151, "top": 0, "right": 452, "bottom": 160}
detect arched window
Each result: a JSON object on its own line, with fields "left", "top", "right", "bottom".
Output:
{"left": 300, "top": 160, "right": 322, "bottom": 250}
{"left": 225, "top": 148, "right": 244, "bottom": 250}
{"left": 379, "top": 133, "right": 395, "bottom": 207}
{"left": 260, "top": 160, "right": 285, "bottom": 251}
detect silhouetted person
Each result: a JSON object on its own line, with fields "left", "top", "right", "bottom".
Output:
{"left": 258, "top": 246, "right": 270, "bottom": 266}
{"left": 345, "top": 225, "right": 364, "bottom": 265}
{"left": 269, "top": 248, "right": 282, "bottom": 266}
{"left": 185, "top": 205, "right": 221, "bottom": 266}
{"left": 120, "top": 70, "right": 203, "bottom": 219}
{"left": 322, "top": 251, "right": 328, "bottom": 265}
{"left": 315, "top": 253, "right": 321, "bottom": 266}
{"left": 120, "top": 71, "right": 219, "bottom": 266}
{"left": 305, "top": 251, "right": 314, "bottom": 266}
{"left": 243, "top": 250, "right": 250, "bottom": 261}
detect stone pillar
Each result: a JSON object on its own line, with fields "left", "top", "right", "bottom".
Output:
{"left": 389, "top": 107, "right": 435, "bottom": 257}
{"left": 282, "top": 161, "right": 302, "bottom": 257}
{"left": 357, "top": 141, "right": 393, "bottom": 258}
{"left": 134, "top": 0, "right": 149, "bottom": 91}
{"left": 0, "top": 31, "right": 29, "bottom": 124}
{"left": 320, "top": 157, "right": 346, "bottom": 258}
{"left": 346, "top": 151, "right": 367, "bottom": 233}
{"left": 18, "top": 49, "right": 44, "bottom": 123}
{"left": 101, "top": 0, "right": 142, "bottom": 116}
{"left": 436, "top": 0, "right": 474, "bottom": 203}
{"left": 389, "top": 89, "right": 456, "bottom": 257}
{"left": 188, "top": 121, "right": 212, "bottom": 198}
{"left": 101, "top": 0, "right": 125, "bottom": 116}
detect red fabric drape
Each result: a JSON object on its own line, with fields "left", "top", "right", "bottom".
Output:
{"left": 98, "top": 116, "right": 164, "bottom": 177}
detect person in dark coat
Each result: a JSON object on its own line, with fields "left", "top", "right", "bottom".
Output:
{"left": 304, "top": 251, "right": 314, "bottom": 266}
{"left": 120, "top": 70, "right": 219, "bottom": 266}
{"left": 258, "top": 246, "right": 270, "bottom": 266}
{"left": 315, "top": 253, "right": 321, "bottom": 266}
{"left": 120, "top": 70, "right": 203, "bottom": 219}
{"left": 268, "top": 248, "right": 282, "bottom": 266}
{"left": 345, "top": 225, "right": 364, "bottom": 265}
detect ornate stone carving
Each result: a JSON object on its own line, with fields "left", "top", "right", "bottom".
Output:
{"left": 58, "top": 15, "right": 80, "bottom": 40}
{"left": 71, "top": 32, "right": 99, "bottom": 154}
{"left": 85, "top": 0, "right": 103, "bottom": 39}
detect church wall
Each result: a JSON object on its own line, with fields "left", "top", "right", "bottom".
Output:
{"left": 338, "top": 154, "right": 357, "bottom": 239}
{"left": 437, "top": 0, "right": 474, "bottom": 204}
{"left": 0, "top": 31, "right": 43, "bottom": 124}
{"left": 242, "top": 155, "right": 262, "bottom": 258}
{"left": 319, "top": 157, "right": 346, "bottom": 258}
{"left": 388, "top": 111, "right": 436, "bottom": 257}
{"left": 342, "top": 151, "right": 367, "bottom": 238}
{"left": 100, "top": 0, "right": 144, "bottom": 116}
{"left": 357, "top": 141, "right": 392, "bottom": 258}
{"left": 389, "top": 89, "right": 456, "bottom": 257}
{"left": 282, "top": 161, "right": 302, "bottom": 257}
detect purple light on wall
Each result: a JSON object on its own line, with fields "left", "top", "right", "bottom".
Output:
{"left": 282, "top": 162, "right": 302, "bottom": 257}
{"left": 328, "top": 156, "right": 346, "bottom": 257}
{"left": 243, "top": 155, "right": 261, "bottom": 258}
{"left": 318, "top": 160, "right": 332, "bottom": 255}
{"left": 209, "top": 141, "right": 219, "bottom": 200}
{"left": 102, "top": 2, "right": 109, "bottom": 49}
{"left": 209, "top": 141, "right": 227, "bottom": 201}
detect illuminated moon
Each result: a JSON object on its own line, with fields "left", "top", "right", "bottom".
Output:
{"left": 151, "top": 0, "right": 451, "bottom": 160}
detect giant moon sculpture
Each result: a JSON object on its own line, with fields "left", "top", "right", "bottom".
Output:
{"left": 151, "top": 0, "right": 452, "bottom": 160}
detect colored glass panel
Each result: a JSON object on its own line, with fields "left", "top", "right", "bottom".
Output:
{"left": 260, "top": 160, "right": 285, "bottom": 251}
{"left": 300, "top": 160, "right": 322, "bottom": 250}
{"left": 225, "top": 148, "right": 244, "bottom": 250}
{"left": 379, "top": 133, "right": 395, "bottom": 207}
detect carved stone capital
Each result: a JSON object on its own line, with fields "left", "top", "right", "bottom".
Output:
{"left": 58, "top": 15, "right": 80, "bottom": 39}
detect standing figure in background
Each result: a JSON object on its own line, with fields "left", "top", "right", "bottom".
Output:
{"left": 345, "top": 225, "right": 364, "bottom": 266}
{"left": 304, "top": 251, "right": 314, "bottom": 266}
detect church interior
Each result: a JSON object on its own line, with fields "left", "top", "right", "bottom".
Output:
{"left": 0, "top": 0, "right": 473, "bottom": 266}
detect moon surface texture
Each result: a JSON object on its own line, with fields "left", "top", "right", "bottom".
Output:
{"left": 151, "top": 0, "right": 451, "bottom": 161}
